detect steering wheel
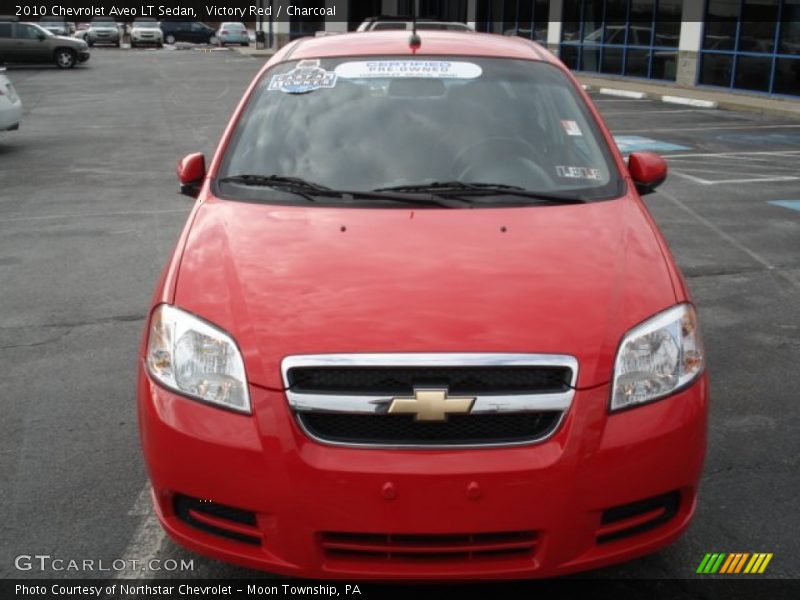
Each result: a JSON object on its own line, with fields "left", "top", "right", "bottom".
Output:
{"left": 450, "top": 137, "right": 554, "bottom": 187}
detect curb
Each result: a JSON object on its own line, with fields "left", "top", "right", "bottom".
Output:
{"left": 598, "top": 87, "right": 647, "bottom": 99}
{"left": 661, "top": 95, "right": 719, "bottom": 109}
{"left": 588, "top": 86, "right": 720, "bottom": 110}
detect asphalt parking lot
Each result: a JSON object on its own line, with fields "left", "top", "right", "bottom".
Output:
{"left": 1, "top": 48, "right": 798, "bottom": 582}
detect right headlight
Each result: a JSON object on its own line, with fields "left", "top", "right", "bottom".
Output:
{"left": 146, "top": 304, "right": 251, "bottom": 414}
{"left": 611, "top": 303, "right": 704, "bottom": 411}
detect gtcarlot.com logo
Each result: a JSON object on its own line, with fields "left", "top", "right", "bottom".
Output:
{"left": 697, "top": 552, "right": 773, "bottom": 574}
{"left": 14, "top": 554, "right": 194, "bottom": 572}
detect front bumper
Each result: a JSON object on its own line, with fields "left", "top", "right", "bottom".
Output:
{"left": 77, "top": 51, "right": 90, "bottom": 63}
{"left": 0, "top": 100, "right": 23, "bottom": 131}
{"left": 138, "top": 364, "right": 708, "bottom": 579}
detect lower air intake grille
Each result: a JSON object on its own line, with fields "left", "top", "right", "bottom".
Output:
{"left": 173, "top": 494, "right": 261, "bottom": 546}
{"left": 299, "top": 411, "right": 561, "bottom": 446}
{"left": 321, "top": 531, "right": 538, "bottom": 561}
{"left": 597, "top": 491, "right": 681, "bottom": 544}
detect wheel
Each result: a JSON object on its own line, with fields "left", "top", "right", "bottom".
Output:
{"left": 54, "top": 48, "right": 76, "bottom": 69}
{"left": 165, "top": 34, "right": 175, "bottom": 44}
{"left": 209, "top": 35, "right": 218, "bottom": 45}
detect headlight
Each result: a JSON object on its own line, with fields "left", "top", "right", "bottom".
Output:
{"left": 611, "top": 303, "right": 704, "bottom": 411}
{"left": 146, "top": 304, "right": 251, "bottom": 413}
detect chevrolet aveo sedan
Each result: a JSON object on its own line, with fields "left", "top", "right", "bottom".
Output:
{"left": 138, "top": 31, "right": 708, "bottom": 579}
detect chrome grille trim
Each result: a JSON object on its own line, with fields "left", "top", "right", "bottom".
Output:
{"left": 281, "top": 353, "right": 578, "bottom": 415}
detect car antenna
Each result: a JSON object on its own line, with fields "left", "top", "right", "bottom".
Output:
{"left": 409, "top": 0, "right": 421, "bottom": 53}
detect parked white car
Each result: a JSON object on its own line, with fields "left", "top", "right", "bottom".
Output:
{"left": 0, "top": 68, "right": 23, "bottom": 132}
{"left": 129, "top": 18, "right": 163, "bottom": 48}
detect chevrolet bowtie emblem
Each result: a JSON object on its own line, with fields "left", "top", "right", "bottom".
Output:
{"left": 387, "top": 388, "right": 475, "bottom": 421}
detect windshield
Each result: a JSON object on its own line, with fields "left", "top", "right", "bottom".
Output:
{"left": 218, "top": 56, "right": 622, "bottom": 204}
{"left": 222, "top": 23, "right": 246, "bottom": 30}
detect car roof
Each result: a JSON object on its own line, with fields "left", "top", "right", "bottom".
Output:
{"left": 278, "top": 30, "right": 557, "bottom": 64}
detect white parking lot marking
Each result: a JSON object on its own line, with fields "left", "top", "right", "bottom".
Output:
{"left": 666, "top": 150, "right": 800, "bottom": 185}
{"left": 113, "top": 485, "right": 166, "bottom": 580}
{"left": 656, "top": 188, "right": 776, "bottom": 271}
{"left": 0, "top": 209, "right": 186, "bottom": 224}
{"left": 616, "top": 124, "right": 800, "bottom": 134}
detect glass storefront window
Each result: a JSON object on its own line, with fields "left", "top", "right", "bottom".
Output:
{"left": 700, "top": 0, "right": 800, "bottom": 96}
{"left": 476, "top": 0, "right": 551, "bottom": 41}
{"left": 773, "top": 58, "right": 800, "bottom": 94}
{"left": 559, "top": 0, "right": 681, "bottom": 81}
{"left": 780, "top": 0, "right": 800, "bottom": 55}
{"left": 703, "top": 0, "right": 739, "bottom": 50}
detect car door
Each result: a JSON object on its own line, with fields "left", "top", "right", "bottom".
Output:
{"left": 0, "top": 22, "right": 14, "bottom": 60}
{"left": 13, "top": 23, "right": 50, "bottom": 62}
{"left": 189, "top": 22, "right": 207, "bottom": 43}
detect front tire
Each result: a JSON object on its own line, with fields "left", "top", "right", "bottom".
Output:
{"left": 54, "top": 49, "right": 76, "bottom": 69}
{"left": 209, "top": 35, "right": 218, "bottom": 45}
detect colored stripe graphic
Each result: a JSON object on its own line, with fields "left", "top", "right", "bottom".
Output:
{"left": 700, "top": 553, "right": 772, "bottom": 574}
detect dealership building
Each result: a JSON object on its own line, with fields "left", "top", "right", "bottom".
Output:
{"left": 263, "top": 0, "right": 800, "bottom": 99}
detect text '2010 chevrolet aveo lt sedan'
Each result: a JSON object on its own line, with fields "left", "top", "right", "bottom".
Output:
{"left": 138, "top": 30, "right": 708, "bottom": 579}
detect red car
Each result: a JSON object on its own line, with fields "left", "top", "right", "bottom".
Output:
{"left": 138, "top": 31, "right": 708, "bottom": 579}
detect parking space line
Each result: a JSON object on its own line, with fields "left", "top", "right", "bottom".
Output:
{"left": 616, "top": 124, "right": 800, "bottom": 134}
{"left": 0, "top": 209, "right": 186, "bottom": 223}
{"left": 113, "top": 485, "right": 166, "bottom": 580}
{"left": 671, "top": 172, "right": 799, "bottom": 185}
{"left": 602, "top": 109, "right": 715, "bottom": 116}
{"left": 665, "top": 149, "right": 800, "bottom": 159}
{"left": 656, "top": 188, "right": 775, "bottom": 271}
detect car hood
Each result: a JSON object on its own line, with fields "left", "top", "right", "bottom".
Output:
{"left": 173, "top": 197, "right": 677, "bottom": 389}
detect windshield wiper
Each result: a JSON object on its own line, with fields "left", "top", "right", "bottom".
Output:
{"left": 219, "top": 174, "right": 464, "bottom": 208}
{"left": 375, "top": 181, "right": 588, "bottom": 204}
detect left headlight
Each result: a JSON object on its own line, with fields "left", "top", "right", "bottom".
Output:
{"left": 146, "top": 304, "right": 251, "bottom": 414}
{"left": 611, "top": 303, "right": 704, "bottom": 411}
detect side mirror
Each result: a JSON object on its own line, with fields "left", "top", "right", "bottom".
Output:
{"left": 628, "top": 151, "right": 668, "bottom": 195}
{"left": 37, "top": 33, "right": 47, "bottom": 41}
{"left": 176, "top": 152, "right": 205, "bottom": 198}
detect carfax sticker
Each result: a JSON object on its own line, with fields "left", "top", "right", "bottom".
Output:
{"left": 269, "top": 60, "right": 337, "bottom": 94}
{"left": 561, "top": 120, "right": 583, "bottom": 137}
{"left": 334, "top": 60, "right": 482, "bottom": 80}
{"left": 556, "top": 166, "right": 602, "bottom": 180}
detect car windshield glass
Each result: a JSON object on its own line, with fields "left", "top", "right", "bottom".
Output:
{"left": 223, "top": 23, "right": 246, "bottom": 29}
{"left": 219, "top": 56, "right": 622, "bottom": 204}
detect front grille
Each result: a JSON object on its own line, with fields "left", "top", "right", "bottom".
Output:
{"left": 321, "top": 531, "right": 538, "bottom": 562}
{"left": 173, "top": 494, "right": 261, "bottom": 546}
{"left": 299, "top": 411, "right": 561, "bottom": 446}
{"left": 287, "top": 366, "right": 571, "bottom": 396}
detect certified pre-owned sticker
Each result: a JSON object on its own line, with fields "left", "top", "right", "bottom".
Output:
{"left": 556, "top": 166, "right": 602, "bottom": 180}
{"left": 269, "top": 60, "right": 337, "bottom": 94}
{"left": 334, "top": 60, "right": 482, "bottom": 80}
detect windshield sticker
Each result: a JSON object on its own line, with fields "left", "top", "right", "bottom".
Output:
{"left": 561, "top": 120, "right": 583, "bottom": 137}
{"left": 556, "top": 166, "right": 602, "bottom": 180}
{"left": 334, "top": 60, "right": 482, "bottom": 80}
{"left": 268, "top": 62, "right": 337, "bottom": 94}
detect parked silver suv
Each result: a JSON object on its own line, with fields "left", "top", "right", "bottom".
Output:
{"left": 0, "top": 19, "right": 90, "bottom": 68}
